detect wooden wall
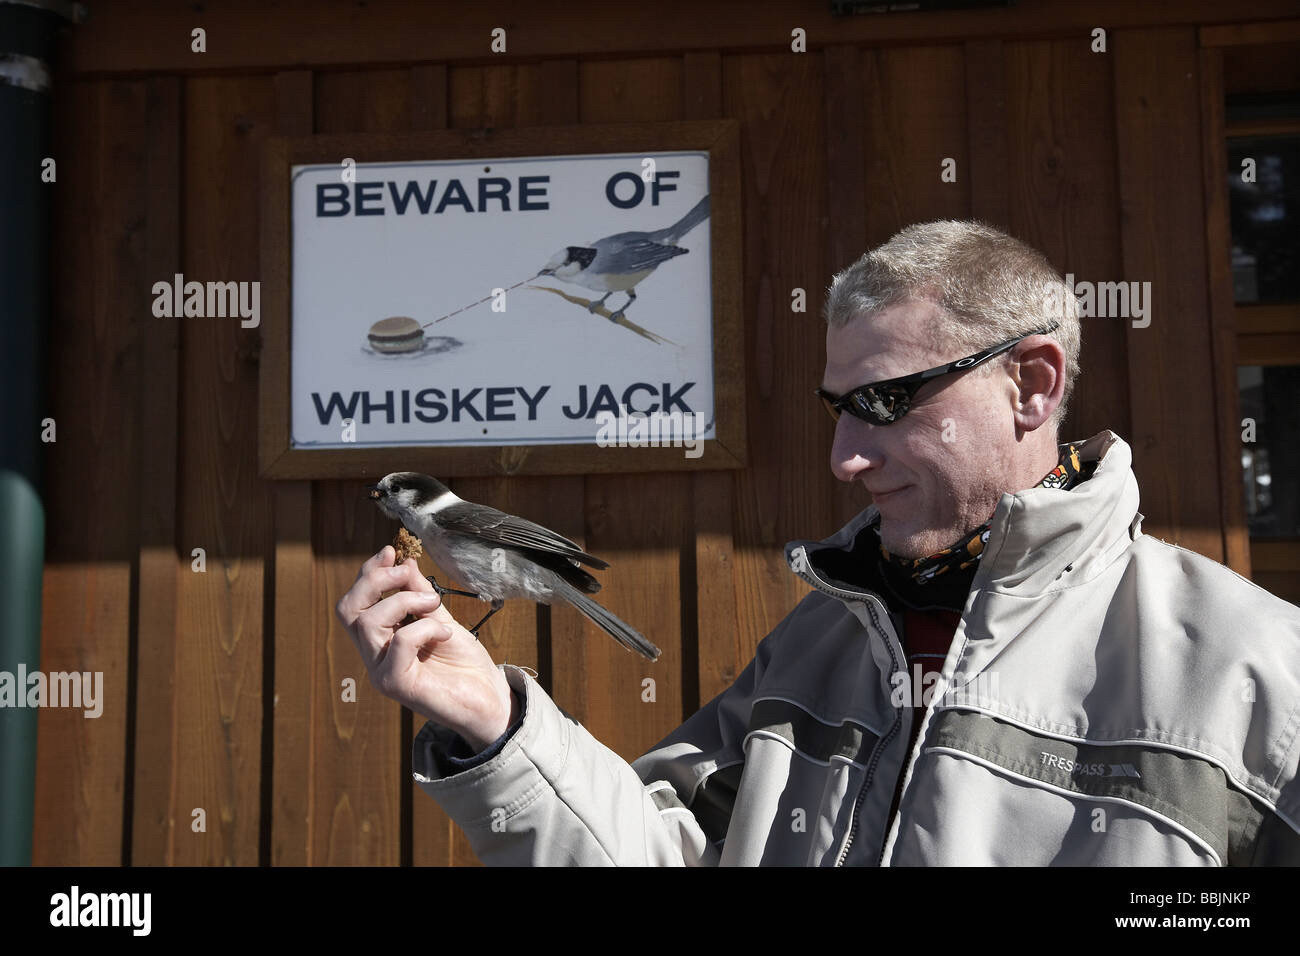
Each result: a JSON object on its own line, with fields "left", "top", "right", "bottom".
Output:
{"left": 33, "top": 0, "right": 1290, "bottom": 865}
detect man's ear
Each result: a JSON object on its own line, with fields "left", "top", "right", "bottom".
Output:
{"left": 1010, "top": 337, "right": 1065, "bottom": 433}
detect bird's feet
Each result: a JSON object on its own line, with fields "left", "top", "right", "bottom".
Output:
{"left": 608, "top": 291, "right": 634, "bottom": 322}
{"left": 426, "top": 575, "right": 481, "bottom": 600}
{"left": 468, "top": 599, "right": 506, "bottom": 636}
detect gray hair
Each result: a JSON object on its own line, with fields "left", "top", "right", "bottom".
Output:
{"left": 823, "top": 220, "right": 1081, "bottom": 429}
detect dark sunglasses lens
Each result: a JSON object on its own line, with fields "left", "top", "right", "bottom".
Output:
{"left": 851, "top": 386, "right": 909, "bottom": 424}
{"left": 819, "top": 393, "right": 842, "bottom": 421}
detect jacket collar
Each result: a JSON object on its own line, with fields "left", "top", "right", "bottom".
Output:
{"left": 786, "top": 430, "right": 1141, "bottom": 608}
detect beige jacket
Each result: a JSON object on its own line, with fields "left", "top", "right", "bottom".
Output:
{"left": 412, "top": 431, "right": 1300, "bottom": 865}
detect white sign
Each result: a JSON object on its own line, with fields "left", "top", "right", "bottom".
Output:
{"left": 289, "top": 151, "right": 715, "bottom": 449}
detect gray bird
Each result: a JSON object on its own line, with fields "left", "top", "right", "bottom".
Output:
{"left": 538, "top": 194, "right": 710, "bottom": 322}
{"left": 367, "top": 472, "right": 661, "bottom": 661}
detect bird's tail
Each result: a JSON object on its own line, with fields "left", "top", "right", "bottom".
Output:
{"left": 651, "top": 194, "right": 710, "bottom": 245}
{"left": 554, "top": 580, "right": 661, "bottom": 662}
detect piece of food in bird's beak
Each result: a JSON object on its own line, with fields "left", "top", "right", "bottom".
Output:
{"left": 393, "top": 527, "right": 423, "bottom": 564}
{"left": 366, "top": 485, "right": 382, "bottom": 500}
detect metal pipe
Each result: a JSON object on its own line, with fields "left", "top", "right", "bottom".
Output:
{"left": 0, "top": 0, "right": 85, "bottom": 867}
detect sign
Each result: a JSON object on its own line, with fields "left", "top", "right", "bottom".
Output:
{"left": 291, "top": 152, "right": 712, "bottom": 448}
{"left": 259, "top": 122, "right": 745, "bottom": 478}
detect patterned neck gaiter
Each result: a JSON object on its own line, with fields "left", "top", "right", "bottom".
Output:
{"left": 880, "top": 443, "right": 1090, "bottom": 585}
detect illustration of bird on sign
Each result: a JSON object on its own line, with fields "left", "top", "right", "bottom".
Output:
{"left": 533, "top": 193, "right": 710, "bottom": 333}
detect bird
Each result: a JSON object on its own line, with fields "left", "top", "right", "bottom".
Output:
{"left": 537, "top": 194, "right": 710, "bottom": 323}
{"left": 367, "top": 472, "right": 661, "bottom": 661}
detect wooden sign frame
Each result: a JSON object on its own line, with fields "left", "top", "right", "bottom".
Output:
{"left": 258, "top": 119, "right": 745, "bottom": 479}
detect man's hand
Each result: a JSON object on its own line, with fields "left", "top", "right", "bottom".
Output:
{"left": 335, "top": 546, "right": 520, "bottom": 751}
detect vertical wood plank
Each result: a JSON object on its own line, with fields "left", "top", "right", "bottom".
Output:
{"left": 1114, "top": 28, "right": 1225, "bottom": 561}
{"left": 1004, "top": 38, "right": 1130, "bottom": 443}
{"left": 725, "top": 52, "right": 836, "bottom": 658}
{"left": 128, "top": 75, "right": 183, "bottom": 867}
{"left": 1197, "top": 47, "right": 1252, "bottom": 577}
{"left": 312, "top": 68, "right": 414, "bottom": 866}
{"left": 824, "top": 46, "right": 868, "bottom": 275}
{"left": 315, "top": 68, "right": 411, "bottom": 135}
{"left": 270, "top": 69, "right": 317, "bottom": 867}
{"left": 314, "top": 483, "right": 403, "bottom": 865}
{"left": 861, "top": 45, "right": 971, "bottom": 246}
{"left": 410, "top": 64, "right": 448, "bottom": 131}
{"left": 965, "top": 39, "right": 1011, "bottom": 228}
{"left": 683, "top": 51, "right": 740, "bottom": 708}
{"left": 33, "top": 79, "right": 145, "bottom": 866}
{"left": 173, "top": 75, "right": 278, "bottom": 864}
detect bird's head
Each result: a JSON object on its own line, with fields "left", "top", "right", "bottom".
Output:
{"left": 538, "top": 245, "right": 595, "bottom": 278}
{"left": 366, "top": 472, "right": 450, "bottom": 522}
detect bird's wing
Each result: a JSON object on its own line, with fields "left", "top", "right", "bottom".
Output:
{"left": 436, "top": 501, "right": 610, "bottom": 570}
{"left": 592, "top": 237, "right": 688, "bottom": 274}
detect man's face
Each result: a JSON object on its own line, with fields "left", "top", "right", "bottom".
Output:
{"left": 823, "top": 300, "right": 1023, "bottom": 558}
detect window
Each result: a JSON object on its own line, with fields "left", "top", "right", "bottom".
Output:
{"left": 1226, "top": 92, "right": 1300, "bottom": 605}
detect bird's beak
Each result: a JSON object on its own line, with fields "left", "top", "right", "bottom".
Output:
{"left": 365, "top": 484, "right": 384, "bottom": 501}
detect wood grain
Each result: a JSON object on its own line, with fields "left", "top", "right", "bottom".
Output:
{"left": 311, "top": 68, "right": 416, "bottom": 866}
{"left": 59, "top": 0, "right": 1300, "bottom": 75}
{"left": 172, "top": 75, "right": 278, "bottom": 864}
{"left": 725, "top": 52, "right": 832, "bottom": 658}
{"left": 129, "top": 75, "right": 184, "bottom": 866}
{"left": 965, "top": 40, "right": 1010, "bottom": 229}
{"left": 269, "top": 69, "right": 317, "bottom": 867}
{"left": 34, "top": 79, "right": 146, "bottom": 866}
{"left": 1004, "top": 38, "right": 1130, "bottom": 444}
{"left": 684, "top": 51, "right": 741, "bottom": 710}
{"left": 1113, "top": 28, "right": 1225, "bottom": 561}
{"left": 1197, "top": 48, "right": 1252, "bottom": 577}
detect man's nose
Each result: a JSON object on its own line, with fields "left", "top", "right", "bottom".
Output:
{"left": 829, "top": 415, "right": 880, "bottom": 482}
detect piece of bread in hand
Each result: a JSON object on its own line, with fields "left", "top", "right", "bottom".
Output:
{"left": 386, "top": 528, "right": 426, "bottom": 626}
{"left": 393, "top": 527, "right": 423, "bottom": 564}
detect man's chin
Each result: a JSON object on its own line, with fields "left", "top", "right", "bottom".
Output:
{"left": 878, "top": 521, "right": 946, "bottom": 560}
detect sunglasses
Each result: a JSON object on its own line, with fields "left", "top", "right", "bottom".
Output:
{"left": 815, "top": 322, "right": 1060, "bottom": 426}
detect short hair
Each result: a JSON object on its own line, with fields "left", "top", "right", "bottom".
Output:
{"left": 822, "top": 220, "right": 1082, "bottom": 430}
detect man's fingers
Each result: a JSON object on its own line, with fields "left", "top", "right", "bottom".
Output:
{"left": 383, "top": 616, "right": 454, "bottom": 677}
{"left": 399, "top": 559, "right": 434, "bottom": 593}
{"left": 357, "top": 545, "right": 396, "bottom": 581}
{"left": 337, "top": 556, "right": 424, "bottom": 628}
{"left": 352, "top": 590, "right": 443, "bottom": 661}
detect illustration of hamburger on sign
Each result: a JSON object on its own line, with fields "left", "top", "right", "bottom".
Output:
{"left": 365, "top": 316, "right": 452, "bottom": 355}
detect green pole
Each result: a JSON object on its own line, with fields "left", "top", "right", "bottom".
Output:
{"left": 0, "top": 0, "right": 84, "bottom": 867}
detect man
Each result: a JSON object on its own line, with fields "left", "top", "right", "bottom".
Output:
{"left": 336, "top": 221, "right": 1300, "bottom": 865}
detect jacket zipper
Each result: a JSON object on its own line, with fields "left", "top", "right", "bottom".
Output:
{"left": 789, "top": 550, "right": 904, "bottom": 867}
{"left": 839, "top": 600, "right": 900, "bottom": 867}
